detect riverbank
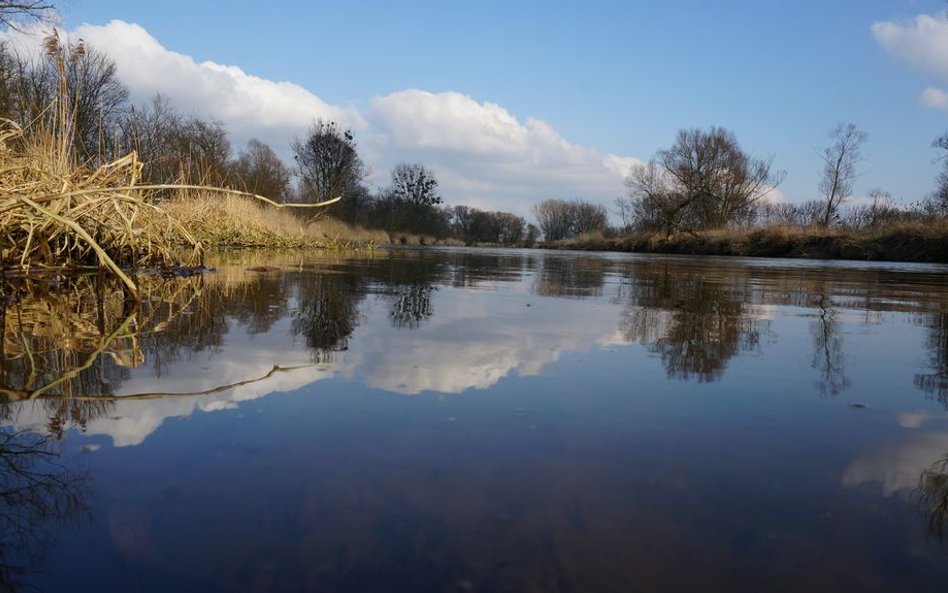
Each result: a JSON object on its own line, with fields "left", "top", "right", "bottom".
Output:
{"left": 544, "top": 222, "right": 948, "bottom": 263}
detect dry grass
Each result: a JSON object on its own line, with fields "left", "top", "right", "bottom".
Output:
{"left": 0, "top": 120, "right": 202, "bottom": 292}
{"left": 161, "top": 193, "right": 390, "bottom": 249}
{"left": 551, "top": 221, "right": 948, "bottom": 263}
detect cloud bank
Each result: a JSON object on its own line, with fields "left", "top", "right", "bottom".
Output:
{"left": 2, "top": 20, "right": 639, "bottom": 217}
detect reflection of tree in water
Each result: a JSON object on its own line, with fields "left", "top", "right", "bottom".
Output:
{"left": 449, "top": 252, "right": 532, "bottom": 288}
{"left": 0, "top": 427, "right": 89, "bottom": 592}
{"left": 533, "top": 256, "right": 605, "bottom": 299}
{"left": 229, "top": 272, "right": 292, "bottom": 335}
{"left": 617, "top": 263, "right": 764, "bottom": 382}
{"left": 918, "top": 454, "right": 948, "bottom": 543}
{"left": 292, "top": 273, "right": 368, "bottom": 362}
{"left": 0, "top": 278, "right": 127, "bottom": 434}
{"left": 915, "top": 312, "right": 948, "bottom": 408}
{"left": 370, "top": 255, "right": 444, "bottom": 331}
{"left": 388, "top": 283, "right": 435, "bottom": 329}
{"left": 811, "top": 293, "right": 850, "bottom": 396}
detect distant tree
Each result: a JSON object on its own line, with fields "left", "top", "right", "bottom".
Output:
{"left": 118, "top": 94, "right": 182, "bottom": 183}
{"left": 390, "top": 162, "right": 441, "bottom": 207}
{"left": 841, "top": 188, "right": 899, "bottom": 230}
{"left": 449, "top": 206, "right": 527, "bottom": 245}
{"left": 571, "top": 200, "right": 609, "bottom": 235}
{"left": 292, "top": 119, "right": 366, "bottom": 204}
{"left": 661, "top": 127, "right": 780, "bottom": 229}
{"left": 534, "top": 198, "right": 608, "bottom": 241}
{"left": 167, "top": 116, "right": 231, "bottom": 185}
{"left": 621, "top": 127, "right": 782, "bottom": 232}
{"left": 524, "top": 223, "right": 541, "bottom": 246}
{"left": 534, "top": 199, "right": 573, "bottom": 241}
{"left": 231, "top": 138, "right": 290, "bottom": 200}
{"left": 818, "top": 122, "right": 867, "bottom": 226}
{"left": 0, "top": 42, "right": 20, "bottom": 117}
{"left": 376, "top": 163, "right": 448, "bottom": 236}
{"left": 621, "top": 162, "right": 686, "bottom": 235}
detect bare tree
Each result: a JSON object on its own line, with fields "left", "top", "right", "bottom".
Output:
{"left": 534, "top": 198, "right": 608, "bottom": 241}
{"left": 390, "top": 162, "right": 441, "bottom": 207}
{"left": 231, "top": 138, "right": 290, "bottom": 200}
{"left": 571, "top": 200, "right": 608, "bottom": 235}
{"left": 621, "top": 127, "right": 782, "bottom": 233}
{"left": 292, "top": 119, "right": 366, "bottom": 204}
{"left": 118, "top": 93, "right": 183, "bottom": 183}
{"left": 818, "top": 122, "right": 867, "bottom": 226}
{"left": 65, "top": 43, "right": 129, "bottom": 162}
{"left": 0, "top": 1, "right": 51, "bottom": 29}
{"left": 659, "top": 127, "right": 781, "bottom": 229}
{"left": 621, "top": 161, "right": 686, "bottom": 235}
{"left": 534, "top": 199, "right": 573, "bottom": 241}
{"left": 167, "top": 116, "right": 231, "bottom": 185}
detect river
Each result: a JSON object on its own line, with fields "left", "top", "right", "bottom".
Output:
{"left": 2, "top": 247, "right": 947, "bottom": 592}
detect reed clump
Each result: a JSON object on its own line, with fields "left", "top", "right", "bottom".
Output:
{"left": 0, "top": 33, "right": 203, "bottom": 294}
{"left": 0, "top": 120, "right": 203, "bottom": 292}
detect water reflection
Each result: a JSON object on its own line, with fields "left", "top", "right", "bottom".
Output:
{"left": 613, "top": 260, "right": 767, "bottom": 382}
{"left": 916, "top": 312, "right": 948, "bottom": 408}
{"left": 3, "top": 253, "right": 948, "bottom": 441}
{"left": 811, "top": 292, "right": 850, "bottom": 396}
{"left": 0, "top": 426, "right": 89, "bottom": 592}
{"left": 2, "top": 250, "right": 948, "bottom": 590}
{"left": 533, "top": 255, "right": 605, "bottom": 299}
{"left": 293, "top": 273, "right": 367, "bottom": 361}
{"left": 919, "top": 453, "right": 948, "bottom": 541}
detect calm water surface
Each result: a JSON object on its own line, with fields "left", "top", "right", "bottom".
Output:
{"left": 2, "top": 247, "right": 948, "bottom": 592}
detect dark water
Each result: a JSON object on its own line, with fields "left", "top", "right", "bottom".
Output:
{"left": 2, "top": 248, "right": 948, "bottom": 592}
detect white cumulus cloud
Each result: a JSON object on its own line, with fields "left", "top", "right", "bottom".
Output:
{"left": 873, "top": 11, "right": 948, "bottom": 112}
{"left": 367, "top": 89, "right": 642, "bottom": 214}
{"left": 73, "top": 20, "right": 364, "bottom": 145}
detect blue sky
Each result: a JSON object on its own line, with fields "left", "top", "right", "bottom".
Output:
{"left": 27, "top": 0, "right": 948, "bottom": 215}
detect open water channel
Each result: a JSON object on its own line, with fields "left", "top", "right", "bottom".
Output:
{"left": 1, "top": 247, "right": 948, "bottom": 592}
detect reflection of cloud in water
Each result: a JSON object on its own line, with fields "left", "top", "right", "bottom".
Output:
{"left": 842, "top": 426, "right": 948, "bottom": 496}
{"left": 10, "top": 321, "right": 335, "bottom": 447}
{"left": 347, "top": 294, "right": 620, "bottom": 395}
{"left": 7, "top": 289, "right": 625, "bottom": 445}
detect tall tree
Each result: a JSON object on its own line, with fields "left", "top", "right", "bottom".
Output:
{"left": 231, "top": 138, "right": 290, "bottom": 200}
{"left": 167, "top": 116, "right": 231, "bottom": 185}
{"left": 818, "top": 122, "right": 867, "bottom": 226}
{"left": 390, "top": 162, "right": 441, "bottom": 207}
{"left": 621, "top": 127, "right": 782, "bottom": 232}
{"left": 118, "top": 93, "right": 182, "bottom": 184}
{"left": 292, "top": 119, "right": 365, "bottom": 204}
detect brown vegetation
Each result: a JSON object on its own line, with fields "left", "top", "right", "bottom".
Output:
{"left": 549, "top": 221, "right": 948, "bottom": 263}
